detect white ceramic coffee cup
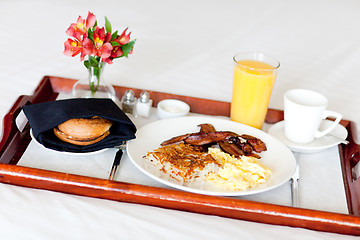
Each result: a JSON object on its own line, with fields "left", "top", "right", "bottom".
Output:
{"left": 284, "top": 89, "right": 342, "bottom": 144}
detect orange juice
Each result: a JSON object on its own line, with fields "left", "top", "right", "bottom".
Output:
{"left": 231, "top": 56, "right": 279, "bottom": 129}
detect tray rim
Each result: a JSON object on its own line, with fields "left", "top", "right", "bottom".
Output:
{"left": 0, "top": 75, "right": 359, "bottom": 236}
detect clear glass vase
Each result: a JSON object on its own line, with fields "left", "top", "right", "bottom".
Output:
{"left": 72, "top": 61, "right": 116, "bottom": 101}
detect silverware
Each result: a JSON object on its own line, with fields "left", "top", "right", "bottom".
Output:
{"left": 108, "top": 142, "right": 126, "bottom": 181}
{"left": 290, "top": 152, "right": 300, "bottom": 207}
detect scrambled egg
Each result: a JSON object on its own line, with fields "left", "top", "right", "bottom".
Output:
{"left": 206, "top": 148, "right": 271, "bottom": 191}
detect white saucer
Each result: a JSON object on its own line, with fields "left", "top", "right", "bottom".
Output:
{"left": 267, "top": 120, "right": 348, "bottom": 153}
{"left": 30, "top": 129, "right": 108, "bottom": 156}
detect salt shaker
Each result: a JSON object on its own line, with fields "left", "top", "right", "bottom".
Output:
{"left": 135, "top": 91, "right": 152, "bottom": 118}
{"left": 121, "top": 90, "right": 136, "bottom": 114}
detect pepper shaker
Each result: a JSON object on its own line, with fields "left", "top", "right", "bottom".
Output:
{"left": 121, "top": 90, "right": 136, "bottom": 114}
{"left": 135, "top": 91, "right": 152, "bottom": 118}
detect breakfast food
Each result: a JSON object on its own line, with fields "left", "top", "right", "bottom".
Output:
{"left": 160, "top": 123, "right": 266, "bottom": 158}
{"left": 53, "top": 116, "right": 112, "bottom": 146}
{"left": 206, "top": 148, "right": 271, "bottom": 191}
{"left": 144, "top": 123, "right": 271, "bottom": 191}
{"left": 145, "top": 143, "right": 221, "bottom": 182}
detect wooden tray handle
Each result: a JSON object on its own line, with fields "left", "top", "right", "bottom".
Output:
{"left": 0, "top": 95, "right": 32, "bottom": 164}
{"left": 340, "top": 121, "right": 360, "bottom": 215}
{"left": 0, "top": 76, "right": 59, "bottom": 164}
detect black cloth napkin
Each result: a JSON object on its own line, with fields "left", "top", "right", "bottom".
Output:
{"left": 23, "top": 98, "right": 136, "bottom": 153}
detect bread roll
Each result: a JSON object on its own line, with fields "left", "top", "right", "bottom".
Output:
{"left": 53, "top": 116, "right": 112, "bottom": 146}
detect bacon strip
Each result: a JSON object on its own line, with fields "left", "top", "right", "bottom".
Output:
{"left": 198, "top": 123, "right": 216, "bottom": 133}
{"left": 160, "top": 124, "right": 267, "bottom": 157}
{"left": 160, "top": 133, "right": 193, "bottom": 146}
{"left": 184, "top": 131, "right": 239, "bottom": 145}
{"left": 199, "top": 123, "right": 245, "bottom": 157}
{"left": 218, "top": 141, "right": 245, "bottom": 156}
{"left": 240, "top": 134, "right": 267, "bottom": 153}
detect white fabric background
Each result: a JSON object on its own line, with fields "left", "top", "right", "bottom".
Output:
{"left": 1, "top": 0, "right": 360, "bottom": 239}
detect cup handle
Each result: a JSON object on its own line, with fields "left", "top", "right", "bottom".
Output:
{"left": 315, "top": 110, "right": 342, "bottom": 139}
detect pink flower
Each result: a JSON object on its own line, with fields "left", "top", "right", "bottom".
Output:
{"left": 117, "top": 27, "right": 131, "bottom": 45}
{"left": 66, "top": 11, "right": 96, "bottom": 41}
{"left": 82, "top": 38, "right": 94, "bottom": 56}
{"left": 90, "top": 27, "right": 113, "bottom": 61}
{"left": 85, "top": 11, "right": 96, "bottom": 29}
{"left": 64, "top": 38, "right": 81, "bottom": 57}
{"left": 64, "top": 11, "right": 135, "bottom": 65}
{"left": 108, "top": 46, "right": 123, "bottom": 63}
{"left": 64, "top": 38, "right": 89, "bottom": 61}
{"left": 107, "top": 28, "right": 133, "bottom": 62}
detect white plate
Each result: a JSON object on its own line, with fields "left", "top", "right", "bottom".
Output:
{"left": 267, "top": 120, "right": 348, "bottom": 154}
{"left": 30, "top": 129, "right": 108, "bottom": 156}
{"left": 127, "top": 116, "right": 296, "bottom": 196}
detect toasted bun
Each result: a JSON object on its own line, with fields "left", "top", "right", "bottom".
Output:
{"left": 54, "top": 117, "right": 112, "bottom": 146}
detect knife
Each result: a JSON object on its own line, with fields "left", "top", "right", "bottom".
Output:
{"left": 108, "top": 142, "right": 126, "bottom": 181}
{"left": 290, "top": 152, "right": 300, "bottom": 207}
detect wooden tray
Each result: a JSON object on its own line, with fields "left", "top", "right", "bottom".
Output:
{"left": 1, "top": 76, "right": 360, "bottom": 235}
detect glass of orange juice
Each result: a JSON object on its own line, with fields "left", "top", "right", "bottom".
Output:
{"left": 231, "top": 52, "right": 280, "bottom": 129}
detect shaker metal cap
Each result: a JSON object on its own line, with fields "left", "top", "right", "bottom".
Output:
{"left": 124, "top": 90, "right": 135, "bottom": 102}
{"left": 139, "top": 91, "right": 150, "bottom": 103}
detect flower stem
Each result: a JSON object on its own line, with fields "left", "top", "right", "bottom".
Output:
{"left": 88, "top": 60, "right": 104, "bottom": 96}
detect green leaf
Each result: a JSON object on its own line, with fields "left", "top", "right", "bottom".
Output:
{"left": 84, "top": 60, "right": 90, "bottom": 69}
{"left": 111, "top": 41, "right": 121, "bottom": 47}
{"left": 120, "top": 40, "right": 136, "bottom": 57}
{"left": 95, "top": 56, "right": 101, "bottom": 64}
{"left": 111, "top": 30, "right": 118, "bottom": 41}
{"left": 87, "top": 28, "right": 94, "bottom": 43}
{"left": 105, "top": 16, "right": 112, "bottom": 34}
{"left": 89, "top": 56, "right": 99, "bottom": 67}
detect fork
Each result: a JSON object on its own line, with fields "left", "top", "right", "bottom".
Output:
{"left": 290, "top": 152, "right": 300, "bottom": 207}
{"left": 108, "top": 142, "right": 126, "bottom": 181}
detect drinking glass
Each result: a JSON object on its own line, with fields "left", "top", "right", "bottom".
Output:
{"left": 231, "top": 52, "right": 280, "bottom": 129}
